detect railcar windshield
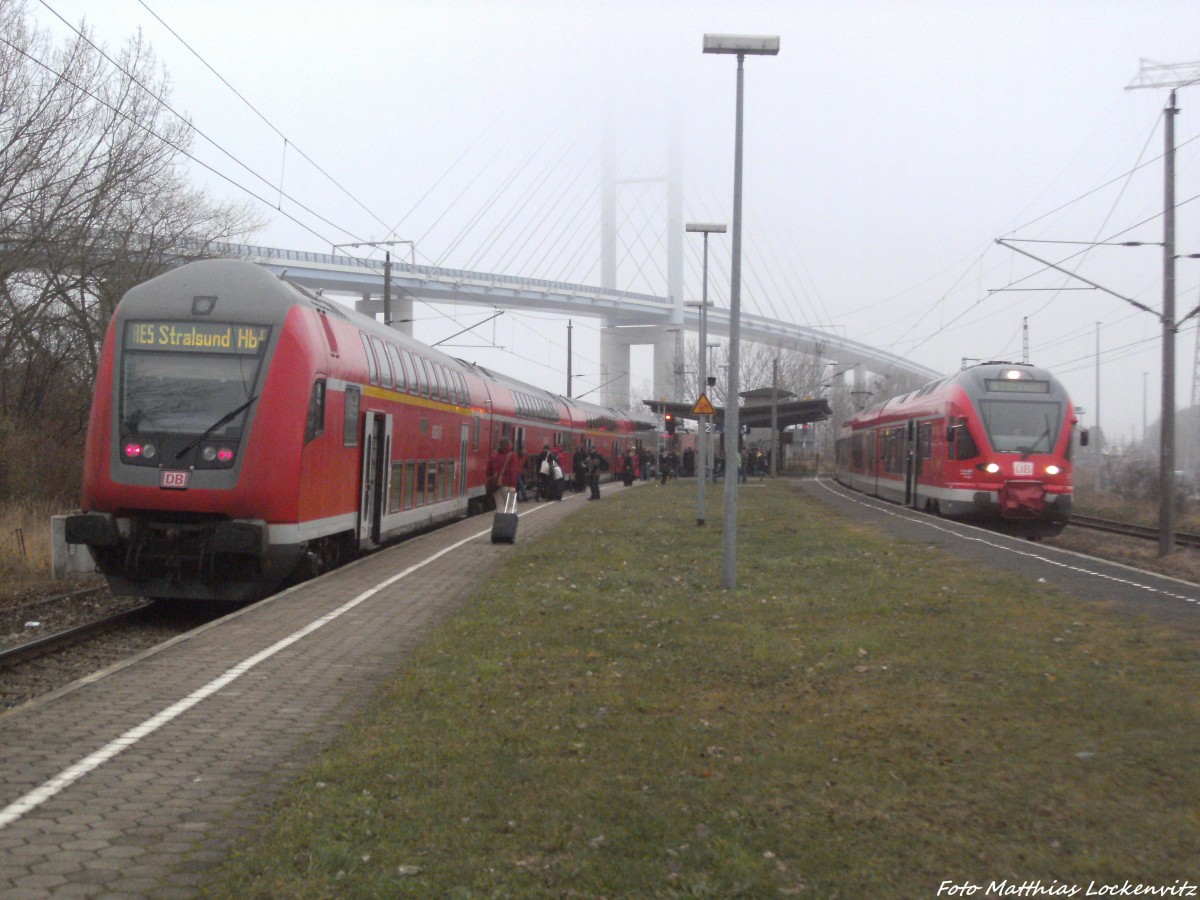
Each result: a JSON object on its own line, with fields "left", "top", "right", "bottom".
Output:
{"left": 120, "top": 321, "right": 270, "bottom": 436}
{"left": 978, "top": 399, "right": 1062, "bottom": 454}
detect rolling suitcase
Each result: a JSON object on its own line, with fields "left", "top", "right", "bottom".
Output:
{"left": 491, "top": 492, "right": 518, "bottom": 544}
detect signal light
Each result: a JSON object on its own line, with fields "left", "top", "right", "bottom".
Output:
{"left": 123, "top": 441, "right": 156, "bottom": 460}
{"left": 664, "top": 412, "right": 676, "bottom": 434}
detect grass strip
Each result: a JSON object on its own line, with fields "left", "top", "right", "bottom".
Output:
{"left": 207, "top": 481, "right": 1199, "bottom": 898}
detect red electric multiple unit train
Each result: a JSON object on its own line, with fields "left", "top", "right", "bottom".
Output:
{"left": 65, "top": 259, "right": 658, "bottom": 602}
{"left": 834, "top": 362, "right": 1085, "bottom": 535}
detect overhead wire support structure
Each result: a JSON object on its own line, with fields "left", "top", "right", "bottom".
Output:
{"left": 1125, "top": 59, "right": 1200, "bottom": 556}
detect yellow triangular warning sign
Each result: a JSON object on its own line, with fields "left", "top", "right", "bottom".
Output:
{"left": 691, "top": 393, "right": 716, "bottom": 415}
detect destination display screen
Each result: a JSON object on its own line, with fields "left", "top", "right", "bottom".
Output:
{"left": 985, "top": 379, "right": 1049, "bottom": 394}
{"left": 124, "top": 321, "right": 270, "bottom": 355}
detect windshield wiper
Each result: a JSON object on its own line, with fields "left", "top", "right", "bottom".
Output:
{"left": 1019, "top": 415, "right": 1052, "bottom": 459}
{"left": 175, "top": 396, "right": 257, "bottom": 459}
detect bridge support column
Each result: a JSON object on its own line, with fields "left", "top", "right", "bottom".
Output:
{"left": 601, "top": 321, "right": 631, "bottom": 409}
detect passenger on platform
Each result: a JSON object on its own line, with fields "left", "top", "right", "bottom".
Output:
{"left": 622, "top": 448, "right": 637, "bottom": 487}
{"left": 573, "top": 446, "right": 588, "bottom": 493}
{"left": 487, "top": 439, "right": 519, "bottom": 508}
{"left": 587, "top": 448, "right": 608, "bottom": 500}
{"left": 682, "top": 446, "right": 695, "bottom": 477}
{"left": 536, "top": 443, "right": 555, "bottom": 501}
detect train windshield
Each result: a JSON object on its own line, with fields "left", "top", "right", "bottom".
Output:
{"left": 978, "top": 399, "right": 1061, "bottom": 454}
{"left": 119, "top": 321, "right": 270, "bottom": 436}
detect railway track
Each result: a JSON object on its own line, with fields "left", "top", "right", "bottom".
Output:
{"left": 0, "top": 602, "right": 154, "bottom": 668}
{"left": 1069, "top": 514, "right": 1200, "bottom": 550}
{"left": 0, "top": 594, "right": 225, "bottom": 711}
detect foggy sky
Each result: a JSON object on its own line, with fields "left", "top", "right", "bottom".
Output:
{"left": 32, "top": 0, "right": 1200, "bottom": 444}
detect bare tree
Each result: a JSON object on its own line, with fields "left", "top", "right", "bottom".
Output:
{"left": 0, "top": 0, "right": 261, "bottom": 499}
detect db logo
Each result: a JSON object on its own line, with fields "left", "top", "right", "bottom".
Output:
{"left": 1013, "top": 461, "right": 1034, "bottom": 477}
{"left": 160, "top": 470, "right": 190, "bottom": 490}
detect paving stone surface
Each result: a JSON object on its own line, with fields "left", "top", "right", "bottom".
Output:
{"left": 0, "top": 494, "right": 590, "bottom": 897}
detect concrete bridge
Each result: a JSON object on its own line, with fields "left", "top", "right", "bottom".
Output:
{"left": 208, "top": 241, "right": 941, "bottom": 410}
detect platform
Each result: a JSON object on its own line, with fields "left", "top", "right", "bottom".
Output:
{"left": 0, "top": 494, "right": 586, "bottom": 897}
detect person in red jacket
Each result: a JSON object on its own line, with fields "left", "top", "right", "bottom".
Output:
{"left": 487, "top": 439, "right": 519, "bottom": 508}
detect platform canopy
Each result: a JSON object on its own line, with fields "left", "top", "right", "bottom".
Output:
{"left": 644, "top": 389, "right": 831, "bottom": 431}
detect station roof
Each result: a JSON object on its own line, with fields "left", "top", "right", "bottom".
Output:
{"left": 644, "top": 394, "right": 831, "bottom": 430}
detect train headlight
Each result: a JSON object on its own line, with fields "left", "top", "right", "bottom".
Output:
{"left": 1045, "top": 464, "right": 1061, "bottom": 475}
{"left": 984, "top": 462, "right": 1001, "bottom": 474}
{"left": 198, "top": 443, "right": 236, "bottom": 467}
{"left": 142, "top": 443, "right": 156, "bottom": 459}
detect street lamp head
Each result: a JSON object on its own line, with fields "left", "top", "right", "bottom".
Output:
{"left": 703, "top": 34, "right": 780, "bottom": 55}
{"left": 686, "top": 222, "right": 728, "bottom": 233}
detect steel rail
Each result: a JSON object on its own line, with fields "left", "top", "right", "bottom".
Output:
{"left": 0, "top": 603, "right": 154, "bottom": 669}
{"left": 1070, "top": 514, "right": 1200, "bottom": 550}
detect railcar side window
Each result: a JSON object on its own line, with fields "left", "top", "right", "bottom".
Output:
{"left": 344, "top": 386, "right": 361, "bottom": 447}
{"left": 388, "top": 345, "right": 407, "bottom": 392}
{"left": 403, "top": 462, "right": 416, "bottom": 509}
{"left": 956, "top": 417, "right": 980, "bottom": 459}
{"left": 389, "top": 461, "right": 403, "bottom": 513}
{"left": 414, "top": 357, "right": 430, "bottom": 397}
{"left": 305, "top": 380, "right": 326, "bottom": 443}
{"left": 359, "top": 334, "right": 378, "bottom": 386}
{"left": 401, "top": 350, "right": 418, "bottom": 394}
{"left": 372, "top": 337, "right": 393, "bottom": 389}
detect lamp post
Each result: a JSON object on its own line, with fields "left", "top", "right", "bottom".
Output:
{"left": 704, "top": 32, "right": 779, "bottom": 588}
{"left": 686, "top": 222, "right": 726, "bottom": 527}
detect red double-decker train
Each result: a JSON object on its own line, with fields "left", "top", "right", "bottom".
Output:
{"left": 834, "top": 362, "right": 1086, "bottom": 535}
{"left": 65, "top": 259, "right": 657, "bottom": 602}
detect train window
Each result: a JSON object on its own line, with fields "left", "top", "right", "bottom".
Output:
{"left": 425, "top": 461, "right": 438, "bottom": 501}
{"left": 416, "top": 357, "right": 431, "bottom": 398}
{"left": 400, "top": 350, "right": 418, "bottom": 394}
{"left": 956, "top": 418, "right": 981, "bottom": 460}
{"left": 372, "top": 337, "right": 393, "bottom": 389}
{"left": 415, "top": 462, "right": 427, "bottom": 506}
{"left": 305, "top": 380, "right": 326, "bottom": 443}
{"left": 403, "top": 462, "right": 416, "bottom": 509}
{"left": 446, "top": 460, "right": 456, "bottom": 497}
{"left": 343, "top": 385, "right": 361, "bottom": 447}
{"left": 979, "top": 400, "right": 1060, "bottom": 454}
{"left": 456, "top": 371, "right": 469, "bottom": 406}
{"left": 918, "top": 423, "right": 932, "bottom": 459}
{"left": 389, "top": 461, "right": 403, "bottom": 513}
{"left": 437, "top": 461, "right": 447, "bottom": 500}
{"left": 359, "top": 334, "right": 379, "bottom": 386}
{"left": 387, "top": 345, "right": 407, "bottom": 392}
{"left": 434, "top": 365, "right": 450, "bottom": 403}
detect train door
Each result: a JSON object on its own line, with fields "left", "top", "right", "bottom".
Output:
{"left": 459, "top": 424, "right": 470, "bottom": 498}
{"left": 359, "top": 411, "right": 391, "bottom": 549}
{"left": 905, "top": 419, "right": 917, "bottom": 507}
